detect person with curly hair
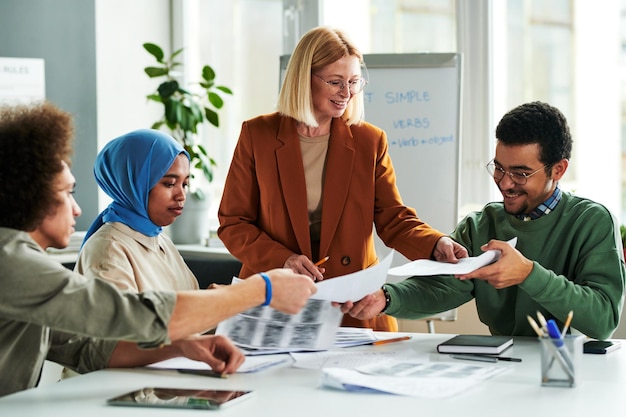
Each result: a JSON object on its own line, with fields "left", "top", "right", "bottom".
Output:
{"left": 342, "top": 101, "right": 625, "bottom": 340}
{"left": 0, "top": 101, "right": 317, "bottom": 397}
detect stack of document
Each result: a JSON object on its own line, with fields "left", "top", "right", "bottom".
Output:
{"left": 215, "top": 252, "right": 394, "bottom": 353}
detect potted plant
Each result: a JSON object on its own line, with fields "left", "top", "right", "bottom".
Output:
{"left": 143, "top": 42, "right": 232, "bottom": 194}
{"left": 143, "top": 42, "right": 232, "bottom": 244}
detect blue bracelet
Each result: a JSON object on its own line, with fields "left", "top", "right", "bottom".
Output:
{"left": 259, "top": 272, "right": 272, "bottom": 306}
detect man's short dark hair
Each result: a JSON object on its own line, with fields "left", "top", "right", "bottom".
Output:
{"left": 495, "top": 101, "right": 573, "bottom": 166}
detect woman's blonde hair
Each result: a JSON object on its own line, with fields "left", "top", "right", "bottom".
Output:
{"left": 277, "top": 26, "right": 365, "bottom": 127}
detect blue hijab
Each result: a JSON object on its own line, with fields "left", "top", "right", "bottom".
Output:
{"left": 83, "top": 129, "right": 190, "bottom": 246}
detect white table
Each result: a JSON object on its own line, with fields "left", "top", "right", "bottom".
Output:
{"left": 1, "top": 333, "right": 625, "bottom": 416}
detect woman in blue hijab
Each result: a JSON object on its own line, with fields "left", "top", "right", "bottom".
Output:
{"left": 76, "top": 129, "right": 199, "bottom": 292}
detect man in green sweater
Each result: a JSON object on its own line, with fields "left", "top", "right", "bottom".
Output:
{"left": 342, "top": 101, "right": 625, "bottom": 340}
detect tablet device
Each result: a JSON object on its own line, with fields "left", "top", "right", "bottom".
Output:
{"left": 107, "top": 387, "right": 254, "bottom": 410}
{"left": 583, "top": 340, "right": 621, "bottom": 354}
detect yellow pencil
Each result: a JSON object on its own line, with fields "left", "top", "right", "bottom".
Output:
{"left": 371, "top": 335, "right": 411, "bottom": 346}
{"left": 536, "top": 311, "right": 548, "bottom": 331}
{"left": 527, "top": 315, "right": 545, "bottom": 337}
{"left": 314, "top": 256, "right": 329, "bottom": 267}
{"left": 561, "top": 310, "right": 574, "bottom": 337}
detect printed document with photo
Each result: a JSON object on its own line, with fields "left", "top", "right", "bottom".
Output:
{"left": 215, "top": 251, "right": 394, "bottom": 352}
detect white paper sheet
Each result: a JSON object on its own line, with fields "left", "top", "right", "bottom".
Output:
{"left": 214, "top": 253, "right": 394, "bottom": 353}
{"left": 321, "top": 359, "right": 511, "bottom": 398}
{"left": 313, "top": 250, "right": 394, "bottom": 302}
{"left": 388, "top": 237, "right": 517, "bottom": 277}
{"left": 291, "top": 349, "right": 420, "bottom": 370}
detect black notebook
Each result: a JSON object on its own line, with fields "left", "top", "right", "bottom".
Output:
{"left": 436, "top": 335, "right": 513, "bottom": 354}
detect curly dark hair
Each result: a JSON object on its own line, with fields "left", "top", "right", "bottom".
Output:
{"left": 495, "top": 101, "right": 572, "bottom": 166}
{"left": 0, "top": 101, "right": 74, "bottom": 231}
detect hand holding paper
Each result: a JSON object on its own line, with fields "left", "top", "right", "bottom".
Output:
{"left": 388, "top": 237, "right": 517, "bottom": 277}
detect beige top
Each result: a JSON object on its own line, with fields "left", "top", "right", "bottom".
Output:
{"left": 299, "top": 133, "right": 330, "bottom": 241}
{"left": 75, "top": 222, "right": 199, "bottom": 292}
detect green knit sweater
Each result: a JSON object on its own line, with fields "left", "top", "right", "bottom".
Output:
{"left": 386, "top": 192, "right": 625, "bottom": 339}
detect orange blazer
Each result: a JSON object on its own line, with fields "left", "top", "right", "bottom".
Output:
{"left": 218, "top": 113, "right": 444, "bottom": 331}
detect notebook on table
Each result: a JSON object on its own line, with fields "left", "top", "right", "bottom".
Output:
{"left": 436, "top": 335, "right": 513, "bottom": 355}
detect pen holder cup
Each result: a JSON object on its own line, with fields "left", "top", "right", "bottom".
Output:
{"left": 539, "top": 335, "right": 584, "bottom": 387}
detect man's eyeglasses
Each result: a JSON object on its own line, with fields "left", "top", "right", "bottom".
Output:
{"left": 312, "top": 73, "right": 368, "bottom": 95}
{"left": 485, "top": 160, "right": 549, "bottom": 185}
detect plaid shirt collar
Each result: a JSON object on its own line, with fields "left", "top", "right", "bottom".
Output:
{"left": 517, "top": 186, "right": 562, "bottom": 221}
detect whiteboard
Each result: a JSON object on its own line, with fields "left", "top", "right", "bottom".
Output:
{"left": 279, "top": 53, "right": 462, "bottom": 268}
{"left": 362, "top": 53, "right": 462, "bottom": 267}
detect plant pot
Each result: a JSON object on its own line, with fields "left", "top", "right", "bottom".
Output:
{"left": 168, "top": 193, "right": 211, "bottom": 245}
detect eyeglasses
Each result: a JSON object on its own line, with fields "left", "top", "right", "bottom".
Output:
{"left": 312, "top": 73, "right": 368, "bottom": 95}
{"left": 485, "top": 160, "right": 549, "bottom": 185}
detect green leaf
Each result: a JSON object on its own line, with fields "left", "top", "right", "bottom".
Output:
{"left": 165, "top": 98, "right": 182, "bottom": 125}
{"left": 199, "top": 81, "right": 215, "bottom": 90}
{"left": 191, "top": 188, "right": 206, "bottom": 200}
{"left": 189, "top": 101, "right": 204, "bottom": 122}
{"left": 196, "top": 144, "right": 209, "bottom": 156}
{"left": 202, "top": 65, "right": 216, "bottom": 82}
{"left": 165, "top": 119, "right": 177, "bottom": 131}
{"left": 182, "top": 106, "right": 199, "bottom": 134}
{"left": 144, "top": 67, "right": 168, "bottom": 78}
{"left": 151, "top": 121, "right": 164, "bottom": 130}
{"left": 158, "top": 80, "right": 179, "bottom": 100}
{"left": 196, "top": 151, "right": 216, "bottom": 182}
{"left": 184, "top": 144, "right": 197, "bottom": 158}
{"left": 178, "top": 87, "right": 193, "bottom": 96}
{"left": 216, "top": 86, "right": 233, "bottom": 95}
{"left": 208, "top": 92, "right": 224, "bottom": 109}
{"left": 171, "top": 48, "right": 184, "bottom": 60}
{"left": 205, "top": 107, "right": 219, "bottom": 127}
{"left": 143, "top": 43, "right": 164, "bottom": 62}
{"left": 146, "top": 94, "right": 163, "bottom": 103}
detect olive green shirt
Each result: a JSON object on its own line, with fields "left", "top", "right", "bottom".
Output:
{"left": 0, "top": 228, "right": 176, "bottom": 397}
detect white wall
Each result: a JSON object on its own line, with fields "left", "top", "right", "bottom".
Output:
{"left": 571, "top": 0, "right": 622, "bottom": 215}
{"left": 95, "top": 0, "right": 172, "bottom": 211}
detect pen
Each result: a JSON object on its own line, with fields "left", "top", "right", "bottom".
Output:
{"left": 314, "top": 256, "right": 329, "bottom": 267}
{"left": 529, "top": 315, "right": 574, "bottom": 380}
{"left": 546, "top": 318, "right": 575, "bottom": 372}
{"left": 450, "top": 354, "right": 522, "bottom": 363}
{"left": 546, "top": 319, "right": 563, "bottom": 346}
{"left": 371, "top": 335, "right": 411, "bottom": 345}
{"left": 177, "top": 369, "right": 228, "bottom": 379}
